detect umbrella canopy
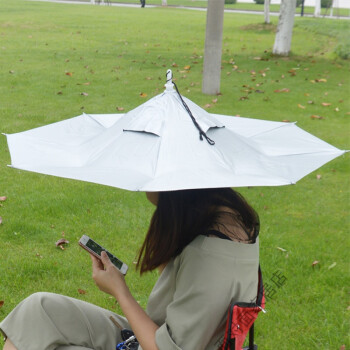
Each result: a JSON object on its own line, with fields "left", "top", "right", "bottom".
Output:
{"left": 4, "top": 71, "right": 346, "bottom": 192}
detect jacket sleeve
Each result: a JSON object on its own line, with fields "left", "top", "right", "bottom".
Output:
{"left": 154, "top": 245, "right": 235, "bottom": 350}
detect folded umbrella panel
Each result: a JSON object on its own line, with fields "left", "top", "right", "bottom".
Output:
{"left": 250, "top": 122, "right": 343, "bottom": 156}
{"left": 210, "top": 113, "right": 290, "bottom": 138}
{"left": 6, "top": 113, "right": 125, "bottom": 169}
{"left": 91, "top": 130, "right": 161, "bottom": 178}
{"left": 143, "top": 125, "right": 295, "bottom": 191}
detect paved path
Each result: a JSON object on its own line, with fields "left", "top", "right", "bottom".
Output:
{"left": 28, "top": 0, "right": 350, "bottom": 19}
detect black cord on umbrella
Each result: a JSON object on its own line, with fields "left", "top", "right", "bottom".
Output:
{"left": 166, "top": 74, "right": 215, "bottom": 146}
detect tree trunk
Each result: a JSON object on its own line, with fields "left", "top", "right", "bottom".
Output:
{"left": 314, "top": 0, "right": 321, "bottom": 17}
{"left": 162, "top": 0, "right": 167, "bottom": 6}
{"left": 202, "top": 0, "right": 225, "bottom": 95}
{"left": 272, "top": 0, "right": 297, "bottom": 56}
{"left": 264, "top": 0, "right": 270, "bottom": 24}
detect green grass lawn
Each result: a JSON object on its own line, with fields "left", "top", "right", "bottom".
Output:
{"left": 0, "top": 0, "right": 349, "bottom": 348}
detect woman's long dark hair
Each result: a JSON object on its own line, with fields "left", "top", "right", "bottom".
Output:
{"left": 136, "top": 188, "right": 259, "bottom": 274}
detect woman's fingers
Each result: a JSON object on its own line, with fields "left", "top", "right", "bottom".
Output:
{"left": 100, "top": 250, "right": 112, "bottom": 267}
{"left": 90, "top": 253, "right": 104, "bottom": 270}
{"left": 90, "top": 251, "right": 113, "bottom": 272}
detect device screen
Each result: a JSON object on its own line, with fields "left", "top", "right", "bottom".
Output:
{"left": 86, "top": 238, "right": 123, "bottom": 270}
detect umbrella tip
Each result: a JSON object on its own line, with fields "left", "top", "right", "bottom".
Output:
{"left": 164, "top": 69, "right": 174, "bottom": 92}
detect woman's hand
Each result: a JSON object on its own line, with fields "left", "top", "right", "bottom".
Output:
{"left": 90, "top": 251, "right": 129, "bottom": 299}
{"left": 91, "top": 251, "right": 159, "bottom": 350}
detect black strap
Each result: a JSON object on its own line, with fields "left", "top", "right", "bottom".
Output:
{"left": 166, "top": 72, "right": 215, "bottom": 145}
{"left": 256, "top": 265, "right": 263, "bottom": 306}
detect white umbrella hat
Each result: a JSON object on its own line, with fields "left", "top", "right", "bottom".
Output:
{"left": 4, "top": 69, "right": 347, "bottom": 192}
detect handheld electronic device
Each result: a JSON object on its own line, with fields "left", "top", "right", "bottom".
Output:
{"left": 79, "top": 235, "right": 128, "bottom": 275}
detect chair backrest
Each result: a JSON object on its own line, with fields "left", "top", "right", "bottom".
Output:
{"left": 219, "top": 266, "right": 265, "bottom": 350}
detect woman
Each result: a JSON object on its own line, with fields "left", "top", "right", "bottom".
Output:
{"left": 1, "top": 188, "right": 260, "bottom": 350}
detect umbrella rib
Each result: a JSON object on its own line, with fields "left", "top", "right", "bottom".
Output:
{"left": 85, "top": 113, "right": 107, "bottom": 128}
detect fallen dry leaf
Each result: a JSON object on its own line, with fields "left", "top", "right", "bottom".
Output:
{"left": 335, "top": 107, "right": 340, "bottom": 112}
{"left": 116, "top": 107, "right": 125, "bottom": 111}
{"left": 171, "top": 62, "right": 178, "bottom": 67}
{"left": 310, "top": 115, "right": 324, "bottom": 120}
{"left": 339, "top": 345, "right": 345, "bottom": 350}
{"left": 81, "top": 92, "right": 88, "bottom": 96}
{"left": 298, "top": 104, "right": 306, "bottom": 109}
{"left": 311, "top": 260, "right": 319, "bottom": 267}
{"left": 212, "top": 98, "right": 218, "bottom": 104}
{"left": 0, "top": 196, "right": 7, "bottom": 202}
{"left": 276, "top": 247, "right": 287, "bottom": 252}
{"left": 0, "top": 217, "right": 2, "bottom": 225}
{"left": 55, "top": 238, "right": 69, "bottom": 247}
{"left": 316, "top": 174, "right": 322, "bottom": 180}
{"left": 183, "top": 65, "right": 191, "bottom": 70}
{"left": 274, "top": 88, "right": 290, "bottom": 93}
{"left": 0, "top": 300, "right": 4, "bottom": 308}
{"left": 78, "top": 289, "right": 87, "bottom": 295}
{"left": 65, "top": 72, "right": 73, "bottom": 76}
{"left": 140, "top": 92, "right": 147, "bottom": 98}
{"left": 204, "top": 104, "right": 212, "bottom": 109}
{"left": 328, "top": 262, "right": 337, "bottom": 270}
{"left": 282, "top": 119, "right": 290, "bottom": 122}
{"left": 321, "top": 102, "right": 331, "bottom": 107}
